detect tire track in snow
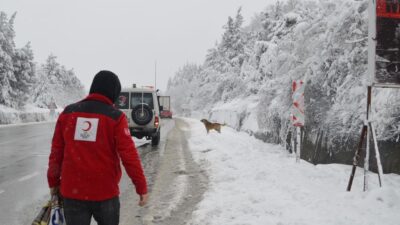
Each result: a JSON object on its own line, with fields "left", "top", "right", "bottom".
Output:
{"left": 143, "top": 120, "right": 189, "bottom": 224}
{"left": 142, "top": 118, "right": 207, "bottom": 225}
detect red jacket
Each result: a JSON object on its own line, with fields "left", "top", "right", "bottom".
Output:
{"left": 47, "top": 93, "right": 147, "bottom": 201}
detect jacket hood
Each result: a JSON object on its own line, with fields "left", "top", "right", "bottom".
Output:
{"left": 89, "top": 70, "right": 121, "bottom": 103}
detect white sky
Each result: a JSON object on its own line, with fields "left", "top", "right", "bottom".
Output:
{"left": 2, "top": 0, "right": 276, "bottom": 92}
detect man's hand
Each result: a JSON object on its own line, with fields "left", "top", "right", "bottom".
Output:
{"left": 139, "top": 193, "right": 149, "bottom": 206}
{"left": 50, "top": 186, "right": 59, "bottom": 196}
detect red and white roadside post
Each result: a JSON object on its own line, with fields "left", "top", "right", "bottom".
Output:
{"left": 291, "top": 80, "right": 305, "bottom": 163}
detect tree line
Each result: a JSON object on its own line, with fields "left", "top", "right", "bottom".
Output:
{"left": 0, "top": 12, "right": 84, "bottom": 110}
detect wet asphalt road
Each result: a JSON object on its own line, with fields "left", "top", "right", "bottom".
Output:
{"left": 0, "top": 122, "right": 54, "bottom": 225}
{"left": 0, "top": 120, "right": 177, "bottom": 225}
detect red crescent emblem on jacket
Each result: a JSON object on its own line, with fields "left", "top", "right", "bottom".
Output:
{"left": 82, "top": 121, "right": 92, "bottom": 131}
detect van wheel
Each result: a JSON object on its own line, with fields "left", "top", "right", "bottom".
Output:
{"left": 151, "top": 130, "right": 160, "bottom": 146}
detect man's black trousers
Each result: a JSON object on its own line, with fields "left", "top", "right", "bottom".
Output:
{"left": 63, "top": 196, "right": 120, "bottom": 225}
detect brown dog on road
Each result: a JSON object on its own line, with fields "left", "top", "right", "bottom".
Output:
{"left": 200, "top": 119, "right": 224, "bottom": 134}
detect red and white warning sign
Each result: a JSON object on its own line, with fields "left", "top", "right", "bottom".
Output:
{"left": 375, "top": 0, "right": 400, "bottom": 85}
{"left": 291, "top": 80, "right": 305, "bottom": 127}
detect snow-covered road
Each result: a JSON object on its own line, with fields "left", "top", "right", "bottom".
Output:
{"left": 120, "top": 118, "right": 207, "bottom": 225}
{"left": 185, "top": 118, "right": 400, "bottom": 225}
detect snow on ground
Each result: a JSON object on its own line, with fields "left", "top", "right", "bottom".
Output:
{"left": 0, "top": 104, "right": 62, "bottom": 124}
{"left": 184, "top": 118, "right": 400, "bottom": 225}
{"left": 133, "top": 137, "right": 151, "bottom": 147}
{"left": 209, "top": 96, "right": 260, "bottom": 132}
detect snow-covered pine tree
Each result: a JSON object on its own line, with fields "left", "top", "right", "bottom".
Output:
{"left": 219, "top": 8, "right": 247, "bottom": 71}
{"left": 43, "top": 54, "right": 61, "bottom": 85}
{"left": 12, "top": 42, "right": 36, "bottom": 108}
{"left": 166, "top": 63, "right": 203, "bottom": 116}
{"left": 32, "top": 54, "right": 59, "bottom": 108}
{"left": 61, "top": 67, "right": 85, "bottom": 103}
{"left": 33, "top": 54, "right": 84, "bottom": 108}
{"left": 32, "top": 66, "right": 50, "bottom": 108}
{"left": 205, "top": 43, "right": 224, "bottom": 71}
{"left": 0, "top": 12, "right": 17, "bottom": 107}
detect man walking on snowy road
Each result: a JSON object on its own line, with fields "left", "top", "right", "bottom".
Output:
{"left": 47, "top": 70, "right": 148, "bottom": 225}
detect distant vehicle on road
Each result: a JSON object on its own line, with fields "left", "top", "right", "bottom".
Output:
{"left": 158, "top": 96, "right": 173, "bottom": 119}
{"left": 116, "top": 85, "right": 161, "bottom": 146}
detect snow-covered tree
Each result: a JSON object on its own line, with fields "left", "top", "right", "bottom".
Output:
{"left": 166, "top": 63, "right": 203, "bottom": 116}
{"left": 0, "top": 11, "right": 85, "bottom": 113}
{"left": 0, "top": 12, "right": 17, "bottom": 107}
{"left": 205, "top": 8, "right": 247, "bottom": 73}
{"left": 33, "top": 55, "right": 85, "bottom": 108}
{"left": 12, "top": 42, "right": 36, "bottom": 108}
{"left": 219, "top": 8, "right": 247, "bottom": 70}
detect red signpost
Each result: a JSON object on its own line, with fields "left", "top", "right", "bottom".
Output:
{"left": 375, "top": 0, "right": 400, "bottom": 85}
{"left": 291, "top": 80, "right": 304, "bottom": 163}
{"left": 377, "top": 0, "right": 400, "bottom": 19}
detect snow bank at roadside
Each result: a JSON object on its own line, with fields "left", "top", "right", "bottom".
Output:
{"left": 0, "top": 104, "right": 61, "bottom": 124}
{"left": 186, "top": 96, "right": 261, "bottom": 137}
{"left": 184, "top": 118, "right": 400, "bottom": 225}
{"left": 209, "top": 96, "right": 260, "bottom": 133}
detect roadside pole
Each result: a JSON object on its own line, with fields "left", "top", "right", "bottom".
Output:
{"left": 291, "top": 80, "right": 305, "bottom": 163}
{"left": 296, "top": 127, "right": 301, "bottom": 163}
